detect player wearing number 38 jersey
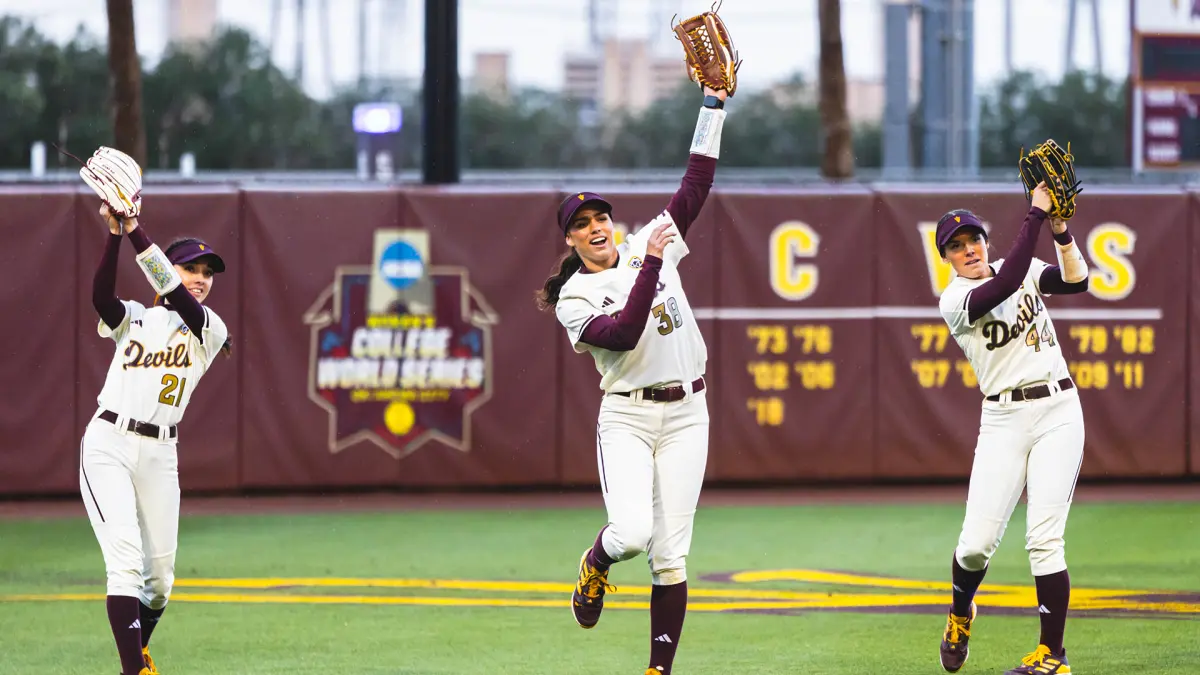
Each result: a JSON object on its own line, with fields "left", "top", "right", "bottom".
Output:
{"left": 535, "top": 86, "right": 727, "bottom": 675}
{"left": 81, "top": 203, "right": 230, "bottom": 675}
{"left": 934, "top": 182, "right": 1090, "bottom": 675}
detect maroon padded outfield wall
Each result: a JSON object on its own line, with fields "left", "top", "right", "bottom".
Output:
{"left": 0, "top": 184, "right": 1196, "bottom": 496}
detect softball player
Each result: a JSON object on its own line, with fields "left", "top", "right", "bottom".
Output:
{"left": 535, "top": 86, "right": 727, "bottom": 675}
{"left": 83, "top": 204, "right": 230, "bottom": 675}
{"left": 934, "top": 183, "right": 1089, "bottom": 675}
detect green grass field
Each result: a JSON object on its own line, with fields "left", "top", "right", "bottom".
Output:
{"left": 2, "top": 496, "right": 1198, "bottom": 674}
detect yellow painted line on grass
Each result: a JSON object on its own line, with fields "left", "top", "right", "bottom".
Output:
{"left": 5, "top": 570, "right": 1197, "bottom": 615}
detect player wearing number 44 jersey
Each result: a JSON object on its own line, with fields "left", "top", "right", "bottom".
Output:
{"left": 82, "top": 204, "right": 230, "bottom": 675}
{"left": 935, "top": 182, "right": 1090, "bottom": 675}
{"left": 535, "top": 86, "right": 727, "bottom": 675}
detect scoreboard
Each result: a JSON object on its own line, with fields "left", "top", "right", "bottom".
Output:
{"left": 1133, "top": 0, "right": 1200, "bottom": 170}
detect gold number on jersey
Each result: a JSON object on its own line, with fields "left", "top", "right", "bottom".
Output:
{"left": 1025, "top": 321, "right": 1055, "bottom": 352}
{"left": 652, "top": 297, "right": 683, "bottom": 336}
{"left": 158, "top": 374, "right": 188, "bottom": 407}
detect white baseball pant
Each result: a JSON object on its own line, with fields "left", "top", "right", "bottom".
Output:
{"left": 955, "top": 385, "right": 1085, "bottom": 577}
{"left": 79, "top": 415, "right": 180, "bottom": 608}
{"left": 595, "top": 386, "right": 709, "bottom": 586}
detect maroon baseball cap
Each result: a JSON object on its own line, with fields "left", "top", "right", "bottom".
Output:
{"left": 936, "top": 209, "right": 988, "bottom": 254}
{"left": 558, "top": 191, "right": 612, "bottom": 233}
{"left": 168, "top": 240, "right": 226, "bottom": 273}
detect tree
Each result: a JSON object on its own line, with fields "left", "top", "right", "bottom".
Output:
{"left": 817, "top": 0, "right": 853, "bottom": 178}
{"left": 461, "top": 88, "right": 587, "bottom": 169}
{"left": 105, "top": 0, "right": 146, "bottom": 166}
{"left": 0, "top": 18, "right": 47, "bottom": 168}
{"left": 143, "top": 28, "right": 332, "bottom": 170}
{"left": 979, "top": 70, "right": 1128, "bottom": 167}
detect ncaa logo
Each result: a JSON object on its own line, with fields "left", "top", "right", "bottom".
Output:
{"left": 378, "top": 240, "right": 424, "bottom": 290}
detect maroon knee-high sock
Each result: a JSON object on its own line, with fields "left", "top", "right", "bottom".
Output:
{"left": 951, "top": 554, "right": 987, "bottom": 617}
{"left": 648, "top": 581, "right": 688, "bottom": 674}
{"left": 139, "top": 602, "right": 166, "bottom": 647}
{"left": 1035, "top": 570, "right": 1070, "bottom": 654}
{"left": 586, "top": 526, "right": 616, "bottom": 572}
{"left": 107, "top": 596, "right": 146, "bottom": 675}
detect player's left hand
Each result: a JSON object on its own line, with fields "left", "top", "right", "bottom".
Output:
{"left": 1049, "top": 216, "right": 1067, "bottom": 235}
{"left": 702, "top": 86, "right": 727, "bottom": 101}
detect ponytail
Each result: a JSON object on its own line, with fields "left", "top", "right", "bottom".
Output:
{"left": 535, "top": 249, "right": 584, "bottom": 311}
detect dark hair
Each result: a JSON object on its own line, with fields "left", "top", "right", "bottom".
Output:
{"left": 165, "top": 236, "right": 233, "bottom": 358}
{"left": 535, "top": 248, "right": 584, "bottom": 311}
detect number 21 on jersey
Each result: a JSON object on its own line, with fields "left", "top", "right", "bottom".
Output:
{"left": 159, "top": 374, "right": 188, "bottom": 407}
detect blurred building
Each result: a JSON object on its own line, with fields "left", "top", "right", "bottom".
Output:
{"left": 563, "top": 38, "right": 689, "bottom": 115}
{"left": 470, "top": 52, "right": 511, "bottom": 101}
{"left": 770, "top": 77, "right": 893, "bottom": 125}
{"left": 165, "top": 0, "right": 217, "bottom": 44}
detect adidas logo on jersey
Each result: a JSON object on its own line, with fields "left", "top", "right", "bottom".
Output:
{"left": 602, "top": 297, "right": 614, "bottom": 308}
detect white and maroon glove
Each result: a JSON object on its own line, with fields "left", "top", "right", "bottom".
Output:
{"left": 80, "top": 146, "right": 143, "bottom": 218}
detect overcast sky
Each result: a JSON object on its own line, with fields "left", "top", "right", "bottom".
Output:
{"left": 1, "top": 0, "right": 1134, "bottom": 99}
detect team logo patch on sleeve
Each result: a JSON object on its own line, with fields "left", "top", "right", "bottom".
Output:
{"left": 628, "top": 256, "right": 643, "bottom": 269}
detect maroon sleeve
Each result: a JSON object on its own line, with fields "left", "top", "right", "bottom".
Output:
{"left": 966, "top": 207, "right": 1047, "bottom": 324}
{"left": 1037, "top": 230, "right": 1089, "bottom": 295}
{"left": 579, "top": 256, "right": 664, "bottom": 351}
{"left": 126, "top": 227, "right": 209, "bottom": 343}
{"left": 664, "top": 154, "right": 717, "bottom": 237}
{"left": 92, "top": 233, "right": 126, "bottom": 329}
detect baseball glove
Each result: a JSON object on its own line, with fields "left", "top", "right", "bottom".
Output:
{"left": 80, "top": 146, "right": 143, "bottom": 218}
{"left": 672, "top": 4, "right": 741, "bottom": 96}
{"left": 1018, "top": 139, "right": 1082, "bottom": 220}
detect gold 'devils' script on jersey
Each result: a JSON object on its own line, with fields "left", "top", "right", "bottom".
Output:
{"left": 939, "top": 258, "right": 1073, "bottom": 398}
{"left": 555, "top": 212, "right": 707, "bottom": 393}
{"left": 95, "top": 300, "right": 229, "bottom": 427}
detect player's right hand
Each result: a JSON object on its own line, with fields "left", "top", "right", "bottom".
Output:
{"left": 1030, "top": 181, "right": 1052, "bottom": 214}
{"left": 646, "top": 220, "right": 677, "bottom": 258}
{"left": 99, "top": 204, "right": 121, "bottom": 235}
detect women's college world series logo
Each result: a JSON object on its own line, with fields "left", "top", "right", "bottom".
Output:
{"left": 304, "top": 230, "right": 499, "bottom": 458}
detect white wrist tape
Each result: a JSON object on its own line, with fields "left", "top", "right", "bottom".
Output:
{"left": 689, "top": 106, "right": 726, "bottom": 159}
{"left": 136, "top": 244, "right": 182, "bottom": 295}
{"left": 1054, "top": 239, "right": 1088, "bottom": 283}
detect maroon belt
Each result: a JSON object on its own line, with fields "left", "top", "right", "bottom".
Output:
{"left": 612, "top": 377, "right": 705, "bottom": 403}
{"left": 985, "top": 378, "right": 1074, "bottom": 402}
{"left": 99, "top": 409, "right": 178, "bottom": 440}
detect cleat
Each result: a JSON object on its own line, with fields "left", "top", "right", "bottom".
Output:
{"left": 645, "top": 669, "right": 664, "bottom": 674}
{"left": 939, "top": 601, "right": 976, "bottom": 672}
{"left": 1003, "top": 644, "right": 1071, "bottom": 674}
{"left": 571, "top": 547, "right": 615, "bottom": 629}
{"left": 142, "top": 647, "right": 160, "bottom": 675}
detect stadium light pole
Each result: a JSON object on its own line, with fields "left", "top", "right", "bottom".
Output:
{"left": 423, "top": 0, "right": 460, "bottom": 184}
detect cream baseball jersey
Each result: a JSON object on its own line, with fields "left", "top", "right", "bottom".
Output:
{"left": 556, "top": 212, "right": 706, "bottom": 393}
{"left": 939, "top": 257, "right": 1072, "bottom": 398}
{"left": 96, "top": 300, "right": 229, "bottom": 427}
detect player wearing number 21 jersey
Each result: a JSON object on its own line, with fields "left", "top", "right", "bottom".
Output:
{"left": 933, "top": 192, "right": 1090, "bottom": 675}
{"left": 81, "top": 203, "right": 230, "bottom": 675}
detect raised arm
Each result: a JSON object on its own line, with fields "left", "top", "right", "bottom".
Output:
{"left": 1038, "top": 222, "right": 1090, "bottom": 295}
{"left": 579, "top": 220, "right": 677, "bottom": 351}
{"left": 92, "top": 231, "right": 126, "bottom": 329}
{"left": 966, "top": 206, "right": 1047, "bottom": 324}
{"left": 579, "top": 256, "right": 663, "bottom": 351}
{"left": 122, "top": 218, "right": 210, "bottom": 342}
{"left": 667, "top": 86, "right": 726, "bottom": 237}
